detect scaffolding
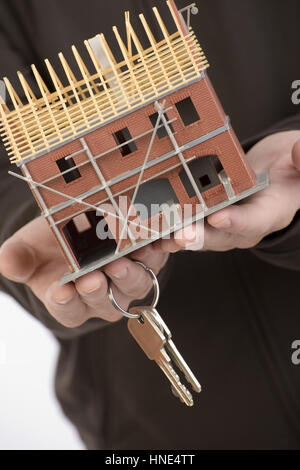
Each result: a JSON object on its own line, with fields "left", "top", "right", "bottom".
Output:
{"left": 8, "top": 96, "right": 269, "bottom": 285}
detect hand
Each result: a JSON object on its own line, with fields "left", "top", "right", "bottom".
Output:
{"left": 0, "top": 217, "right": 171, "bottom": 327}
{"left": 155, "top": 130, "right": 300, "bottom": 252}
{"left": 2, "top": 130, "right": 298, "bottom": 327}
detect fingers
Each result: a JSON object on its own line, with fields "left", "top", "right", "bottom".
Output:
{"left": 202, "top": 223, "right": 237, "bottom": 251}
{"left": 45, "top": 281, "right": 88, "bottom": 328}
{"left": 75, "top": 270, "right": 113, "bottom": 313}
{"left": 152, "top": 236, "right": 181, "bottom": 253}
{"left": 0, "top": 241, "right": 37, "bottom": 282}
{"left": 75, "top": 254, "right": 161, "bottom": 323}
{"left": 131, "top": 244, "right": 169, "bottom": 273}
{"left": 75, "top": 270, "right": 123, "bottom": 323}
{"left": 46, "top": 271, "right": 122, "bottom": 326}
{"left": 75, "top": 270, "right": 107, "bottom": 305}
{"left": 207, "top": 200, "right": 273, "bottom": 248}
{"left": 292, "top": 139, "right": 300, "bottom": 171}
{"left": 104, "top": 257, "right": 154, "bottom": 299}
{"left": 45, "top": 269, "right": 124, "bottom": 326}
{"left": 74, "top": 247, "right": 170, "bottom": 322}
{"left": 174, "top": 221, "right": 204, "bottom": 251}
{"left": 153, "top": 222, "right": 204, "bottom": 253}
{"left": 0, "top": 219, "right": 169, "bottom": 327}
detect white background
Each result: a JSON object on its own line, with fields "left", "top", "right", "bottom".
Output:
{"left": 0, "top": 292, "right": 84, "bottom": 450}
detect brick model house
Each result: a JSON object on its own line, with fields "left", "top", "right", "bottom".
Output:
{"left": 0, "top": 1, "right": 267, "bottom": 284}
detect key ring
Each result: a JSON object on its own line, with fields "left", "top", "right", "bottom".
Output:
{"left": 108, "top": 261, "right": 160, "bottom": 319}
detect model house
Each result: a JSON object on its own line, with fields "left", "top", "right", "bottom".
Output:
{"left": 0, "top": 1, "right": 267, "bottom": 284}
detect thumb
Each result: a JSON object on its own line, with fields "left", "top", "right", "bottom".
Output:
{"left": 0, "top": 241, "right": 37, "bottom": 283}
{"left": 292, "top": 139, "right": 300, "bottom": 171}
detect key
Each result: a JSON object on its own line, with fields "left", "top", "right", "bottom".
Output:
{"left": 149, "top": 307, "right": 201, "bottom": 394}
{"left": 128, "top": 306, "right": 201, "bottom": 406}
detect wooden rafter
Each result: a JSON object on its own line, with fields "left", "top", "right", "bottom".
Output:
{"left": 0, "top": 3, "right": 209, "bottom": 164}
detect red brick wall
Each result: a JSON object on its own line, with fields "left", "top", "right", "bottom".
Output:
{"left": 24, "top": 76, "right": 256, "bottom": 271}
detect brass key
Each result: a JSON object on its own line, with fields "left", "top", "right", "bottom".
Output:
{"left": 108, "top": 261, "right": 201, "bottom": 406}
{"left": 128, "top": 306, "right": 201, "bottom": 406}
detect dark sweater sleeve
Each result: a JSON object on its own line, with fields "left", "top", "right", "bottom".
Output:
{"left": 242, "top": 111, "right": 300, "bottom": 272}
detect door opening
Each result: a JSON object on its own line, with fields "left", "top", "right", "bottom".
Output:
{"left": 62, "top": 211, "right": 117, "bottom": 267}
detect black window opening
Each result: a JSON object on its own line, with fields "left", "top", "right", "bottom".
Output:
{"left": 175, "top": 97, "right": 200, "bottom": 127}
{"left": 56, "top": 156, "right": 81, "bottom": 184}
{"left": 113, "top": 127, "right": 137, "bottom": 157}
{"left": 149, "top": 112, "right": 174, "bottom": 139}
{"left": 199, "top": 174, "right": 211, "bottom": 188}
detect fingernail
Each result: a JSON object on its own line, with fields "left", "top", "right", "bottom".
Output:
{"left": 12, "top": 274, "right": 31, "bottom": 282}
{"left": 112, "top": 268, "right": 128, "bottom": 279}
{"left": 211, "top": 217, "right": 232, "bottom": 229}
{"left": 84, "top": 279, "right": 102, "bottom": 294}
{"left": 48, "top": 289, "right": 73, "bottom": 305}
{"left": 181, "top": 225, "right": 198, "bottom": 241}
{"left": 57, "top": 298, "right": 72, "bottom": 305}
{"left": 175, "top": 225, "right": 199, "bottom": 243}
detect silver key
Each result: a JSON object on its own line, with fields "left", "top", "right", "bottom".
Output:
{"left": 128, "top": 306, "right": 201, "bottom": 406}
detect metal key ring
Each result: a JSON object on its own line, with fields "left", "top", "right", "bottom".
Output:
{"left": 108, "top": 261, "right": 160, "bottom": 319}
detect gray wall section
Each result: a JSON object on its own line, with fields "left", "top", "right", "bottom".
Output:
{"left": 179, "top": 155, "right": 223, "bottom": 197}
{"left": 132, "top": 178, "right": 179, "bottom": 220}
